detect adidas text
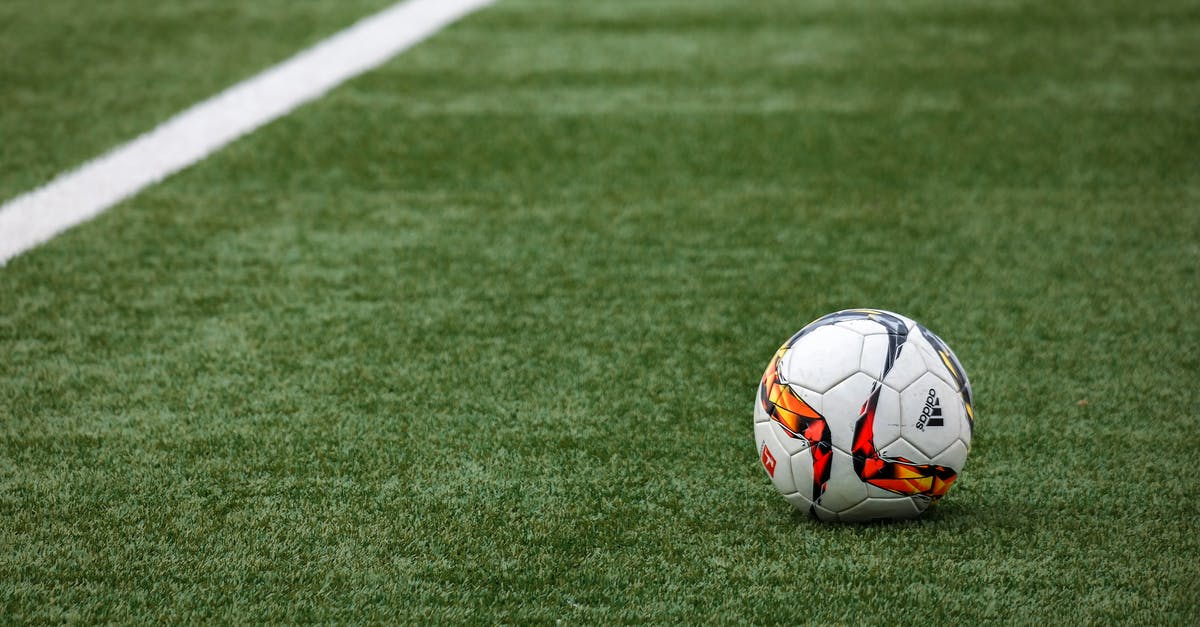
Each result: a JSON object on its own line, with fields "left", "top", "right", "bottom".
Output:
{"left": 916, "top": 388, "right": 945, "bottom": 431}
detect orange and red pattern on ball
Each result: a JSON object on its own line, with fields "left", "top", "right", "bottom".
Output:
{"left": 759, "top": 343, "right": 833, "bottom": 503}
{"left": 852, "top": 385, "right": 958, "bottom": 500}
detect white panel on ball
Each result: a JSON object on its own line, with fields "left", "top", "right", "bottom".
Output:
{"left": 821, "top": 372, "right": 883, "bottom": 454}
{"left": 959, "top": 405, "right": 974, "bottom": 448}
{"left": 753, "top": 394, "right": 769, "bottom": 424}
{"left": 935, "top": 438, "right": 970, "bottom": 470}
{"left": 779, "top": 325, "right": 863, "bottom": 393}
{"left": 814, "top": 448, "right": 866, "bottom": 512}
{"left": 858, "top": 332, "right": 892, "bottom": 381}
{"left": 870, "top": 382, "right": 903, "bottom": 450}
{"left": 877, "top": 436, "right": 930, "bottom": 465}
{"left": 810, "top": 502, "right": 839, "bottom": 523}
{"left": 917, "top": 341, "right": 965, "bottom": 391}
{"left": 787, "top": 442, "right": 816, "bottom": 502}
{"left": 840, "top": 495, "right": 922, "bottom": 522}
{"left": 881, "top": 341, "right": 928, "bottom": 391}
{"left": 835, "top": 316, "right": 908, "bottom": 338}
{"left": 755, "top": 420, "right": 798, "bottom": 496}
{"left": 859, "top": 333, "right": 927, "bottom": 392}
{"left": 782, "top": 491, "right": 814, "bottom": 512}
{"left": 771, "top": 420, "right": 813, "bottom": 457}
{"left": 899, "top": 373, "right": 963, "bottom": 459}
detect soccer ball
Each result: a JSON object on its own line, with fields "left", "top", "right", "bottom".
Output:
{"left": 754, "top": 309, "right": 974, "bottom": 522}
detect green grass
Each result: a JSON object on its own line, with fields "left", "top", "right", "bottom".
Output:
{"left": 0, "top": 0, "right": 397, "bottom": 200}
{"left": 2, "top": 0, "right": 1199, "bottom": 622}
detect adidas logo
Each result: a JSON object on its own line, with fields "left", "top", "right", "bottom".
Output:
{"left": 916, "top": 388, "right": 944, "bottom": 431}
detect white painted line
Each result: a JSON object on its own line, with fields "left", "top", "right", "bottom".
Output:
{"left": 0, "top": 0, "right": 493, "bottom": 266}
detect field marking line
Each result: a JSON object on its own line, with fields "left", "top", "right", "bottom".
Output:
{"left": 0, "top": 0, "right": 494, "bottom": 266}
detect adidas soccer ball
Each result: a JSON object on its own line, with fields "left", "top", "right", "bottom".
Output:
{"left": 754, "top": 309, "right": 975, "bottom": 522}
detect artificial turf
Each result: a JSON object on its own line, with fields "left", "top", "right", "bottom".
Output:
{"left": 0, "top": 0, "right": 397, "bottom": 201}
{"left": 2, "top": 0, "right": 1198, "bottom": 622}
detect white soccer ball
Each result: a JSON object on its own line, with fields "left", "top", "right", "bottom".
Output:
{"left": 754, "top": 309, "right": 975, "bottom": 522}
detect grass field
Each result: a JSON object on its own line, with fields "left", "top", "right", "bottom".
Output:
{"left": 2, "top": 0, "right": 1199, "bottom": 622}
